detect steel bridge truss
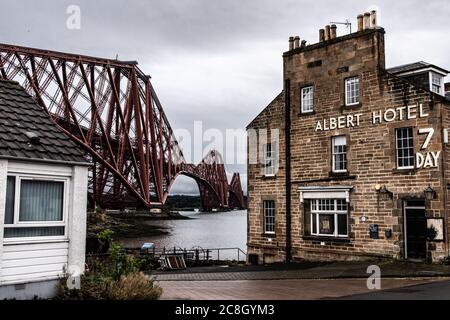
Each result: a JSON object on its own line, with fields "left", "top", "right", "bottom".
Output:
{"left": 0, "top": 43, "right": 245, "bottom": 211}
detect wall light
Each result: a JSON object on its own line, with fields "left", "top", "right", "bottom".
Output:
{"left": 424, "top": 186, "right": 436, "bottom": 201}
{"left": 378, "top": 185, "right": 393, "bottom": 201}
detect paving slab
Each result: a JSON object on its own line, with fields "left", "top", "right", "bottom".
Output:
{"left": 158, "top": 278, "right": 443, "bottom": 300}
{"left": 151, "top": 260, "right": 450, "bottom": 281}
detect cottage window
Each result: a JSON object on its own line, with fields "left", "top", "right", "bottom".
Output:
{"left": 4, "top": 176, "right": 67, "bottom": 239}
{"left": 332, "top": 136, "right": 347, "bottom": 173}
{"left": 396, "top": 127, "right": 414, "bottom": 169}
{"left": 263, "top": 200, "right": 276, "bottom": 234}
{"left": 263, "top": 143, "right": 275, "bottom": 176}
{"left": 345, "top": 77, "right": 360, "bottom": 106}
{"left": 310, "top": 199, "right": 348, "bottom": 237}
{"left": 301, "top": 86, "right": 314, "bottom": 113}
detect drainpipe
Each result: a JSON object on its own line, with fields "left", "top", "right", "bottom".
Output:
{"left": 439, "top": 99, "right": 450, "bottom": 257}
{"left": 284, "top": 78, "right": 292, "bottom": 263}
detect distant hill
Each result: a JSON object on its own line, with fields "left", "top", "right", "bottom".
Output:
{"left": 164, "top": 195, "right": 201, "bottom": 211}
{"left": 164, "top": 195, "right": 247, "bottom": 211}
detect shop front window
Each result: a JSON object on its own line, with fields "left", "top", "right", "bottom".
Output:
{"left": 309, "top": 199, "right": 348, "bottom": 238}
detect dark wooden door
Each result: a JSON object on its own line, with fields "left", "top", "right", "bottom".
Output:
{"left": 406, "top": 208, "right": 427, "bottom": 260}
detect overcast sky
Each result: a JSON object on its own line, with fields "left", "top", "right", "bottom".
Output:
{"left": 1, "top": 0, "right": 449, "bottom": 195}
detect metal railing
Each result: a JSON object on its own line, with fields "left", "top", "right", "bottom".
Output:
{"left": 138, "top": 246, "right": 247, "bottom": 264}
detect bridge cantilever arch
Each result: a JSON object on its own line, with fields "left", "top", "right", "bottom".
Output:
{"left": 0, "top": 43, "right": 245, "bottom": 211}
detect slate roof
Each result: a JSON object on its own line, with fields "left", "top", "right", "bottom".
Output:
{"left": 0, "top": 79, "right": 89, "bottom": 165}
{"left": 387, "top": 61, "right": 449, "bottom": 75}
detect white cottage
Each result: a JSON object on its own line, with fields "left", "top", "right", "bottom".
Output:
{"left": 0, "top": 79, "right": 90, "bottom": 299}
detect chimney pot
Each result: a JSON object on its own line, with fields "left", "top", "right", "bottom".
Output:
{"left": 325, "top": 25, "right": 331, "bottom": 41}
{"left": 357, "top": 14, "right": 364, "bottom": 32}
{"left": 294, "top": 36, "right": 300, "bottom": 49}
{"left": 363, "top": 12, "right": 371, "bottom": 30}
{"left": 319, "top": 29, "right": 325, "bottom": 42}
{"left": 330, "top": 24, "right": 337, "bottom": 39}
{"left": 370, "top": 10, "right": 377, "bottom": 28}
{"left": 289, "top": 37, "right": 295, "bottom": 51}
{"left": 301, "top": 40, "right": 307, "bottom": 48}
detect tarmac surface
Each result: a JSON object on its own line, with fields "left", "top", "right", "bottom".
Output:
{"left": 152, "top": 261, "right": 450, "bottom": 300}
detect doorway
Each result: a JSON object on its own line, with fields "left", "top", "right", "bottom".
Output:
{"left": 404, "top": 200, "right": 427, "bottom": 260}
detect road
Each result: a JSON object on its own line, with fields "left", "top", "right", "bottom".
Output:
{"left": 341, "top": 279, "right": 450, "bottom": 300}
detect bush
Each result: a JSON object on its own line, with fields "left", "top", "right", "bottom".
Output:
{"left": 58, "top": 228, "right": 162, "bottom": 300}
{"left": 106, "top": 272, "right": 162, "bottom": 300}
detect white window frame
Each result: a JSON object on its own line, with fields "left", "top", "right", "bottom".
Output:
{"left": 396, "top": 127, "right": 415, "bottom": 170}
{"left": 310, "top": 199, "right": 348, "bottom": 238}
{"left": 4, "top": 174, "right": 69, "bottom": 243}
{"left": 263, "top": 200, "right": 276, "bottom": 235}
{"left": 301, "top": 86, "right": 314, "bottom": 114}
{"left": 430, "top": 72, "right": 444, "bottom": 95}
{"left": 345, "top": 77, "right": 360, "bottom": 106}
{"left": 263, "top": 143, "right": 275, "bottom": 177}
{"left": 332, "top": 136, "right": 347, "bottom": 173}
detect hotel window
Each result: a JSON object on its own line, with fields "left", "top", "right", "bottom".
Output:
{"left": 4, "top": 176, "right": 67, "bottom": 239}
{"left": 301, "top": 86, "right": 314, "bottom": 113}
{"left": 332, "top": 136, "right": 347, "bottom": 173}
{"left": 310, "top": 199, "right": 348, "bottom": 238}
{"left": 396, "top": 127, "right": 414, "bottom": 169}
{"left": 345, "top": 77, "right": 360, "bottom": 106}
{"left": 263, "top": 143, "right": 275, "bottom": 176}
{"left": 431, "top": 73, "right": 443, "bottom": 95}
{"left": 263, "top": 200, "right": 276, "bottom": 234}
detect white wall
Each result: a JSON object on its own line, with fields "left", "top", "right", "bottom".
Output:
{"left": 0, "top": 160, "right": 89, "bottom": 298}
{"left": 0, "top": 159, "right": 8, "bottom": 281}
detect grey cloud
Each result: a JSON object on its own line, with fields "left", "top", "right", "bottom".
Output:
{"left": 1, "top": 0, "right": 449, "bottom": 195}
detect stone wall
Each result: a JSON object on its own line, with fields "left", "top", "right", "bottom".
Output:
{"left": 247, "top": 27, "right": 450, "bottom": 263}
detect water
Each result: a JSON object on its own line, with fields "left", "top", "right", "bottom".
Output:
{"left": 118, "top": 210, "right": 247, "bottom": 259}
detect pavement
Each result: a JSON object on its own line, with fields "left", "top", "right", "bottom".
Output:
{"left": 152, "top": 260, "right": 450, "bottom": 300}
{"left": 158, "top": 278, "right": 444, "bottom": 300}
{"left": 151, "top": 260, "right": 450, "bottom": 281}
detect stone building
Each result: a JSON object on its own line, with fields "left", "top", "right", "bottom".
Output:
{"left": 247, "top": 11, "right": 450, "bottom": 263}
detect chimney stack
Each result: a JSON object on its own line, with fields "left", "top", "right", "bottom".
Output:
{"left": 319, "top": 29, "right": 325, "bottom": 42}
{"left": 370, "top": 10, "right": 377, "bottom": 28}
{"left": 357, "top": 14, "right": 364, "bottom": 32}
{"left": 330, "top": 24, "right": 337, "bottom": 39}
{"left": 294, "top": 36, "right": 300, "bottom": 49}
{"left": 363, "top": 12, "right": 371, "bottom": 30}
{"left": 325, "top": 25, "right": 331, "bottom": 41}
{"left": 289, "top": 37, "right": 294, "bottom": 51}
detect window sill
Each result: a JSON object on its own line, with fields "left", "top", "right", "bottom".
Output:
{"left": 392, "top": 168, "right": 417, "bottom": 175}
{"left": 262, "top": 233, "right": 277, "bottom": 239}
{"left": 261, "top": 174, "right": 277, "bottom": 180}
{"left": 298, "top": 111, "right": 316, "bottom": 117}
{"left": 341, "top": 103, "right": 361, "bottom": 110}
{"left": 302, "top": 235, "right": 351, "bottom": 243}
{"left": 3, "top": 237, "right": 69, "bottom": 246}
{"left": 329, "top": 171, "right": 350, "bottom": 178}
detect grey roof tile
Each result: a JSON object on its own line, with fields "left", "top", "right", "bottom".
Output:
{"left": 387, "top": 61, "right": 449, "bottom": 75}
{"left": 0, "top": 79, "right": 88, "bottom": 164}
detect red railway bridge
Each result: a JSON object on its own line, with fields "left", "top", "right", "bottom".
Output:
{"left": 0, "top": 43, "right": 245, "bottom": 211}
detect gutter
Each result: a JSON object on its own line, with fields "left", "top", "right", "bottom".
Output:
{"left": 0, "top": 155, "right": 92, "bottom": 167}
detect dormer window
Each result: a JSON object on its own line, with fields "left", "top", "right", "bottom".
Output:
{"left": 387, "top": 62, "right": 448, "bottom": 97}
{"left": 431, "top": 72, "right": 444, "bottom": 95}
